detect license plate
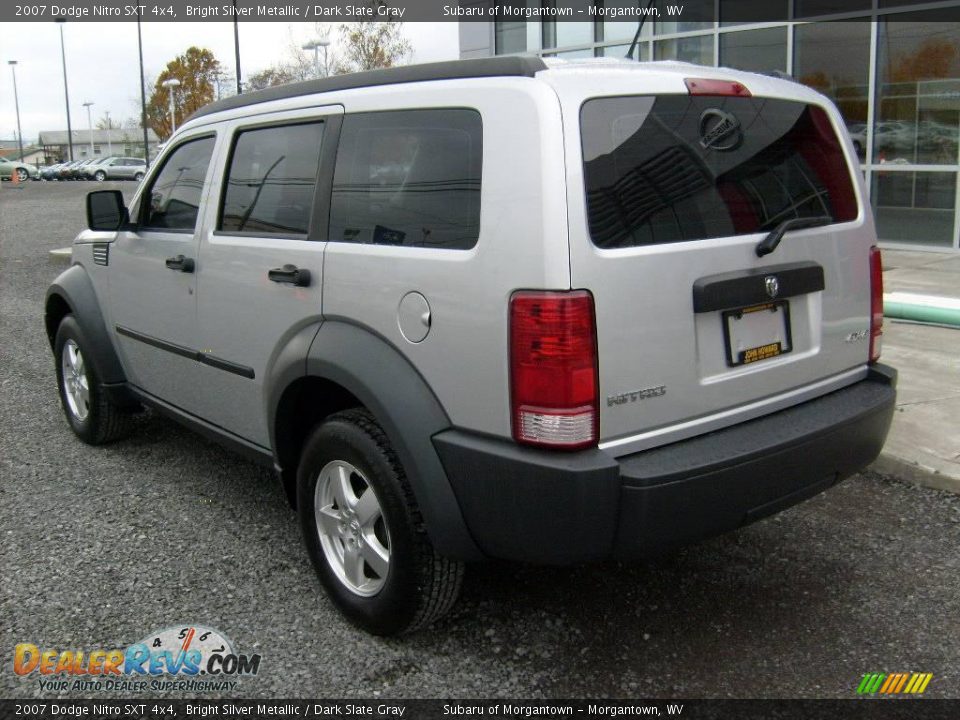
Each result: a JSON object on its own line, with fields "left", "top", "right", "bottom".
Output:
{"left": 723, "top": 301, "right": 792, "bottom": 367}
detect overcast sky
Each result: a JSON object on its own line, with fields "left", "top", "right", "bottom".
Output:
{"left": 0, "top": 21, "right": 460, "bottom": 144}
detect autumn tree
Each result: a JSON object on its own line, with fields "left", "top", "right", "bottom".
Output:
{"left": 889, "top": 38, "right": 958, "bottom": 83}
{"left": 335, "top": 21, "right": 411, "bottom": 74}
{"left": 146, "top": 47, "right": 222, "bottom": 140}
{"left": 246, "top": 65, "right": 301, "bottom": 91}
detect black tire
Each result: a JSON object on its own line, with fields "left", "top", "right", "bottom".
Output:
{"left": 134, "top": 172, "right": 144, "bottom": 182}
{"left": 94, "top": 170, "right": 106, "bottom": 181}
{"left": 15, "top": 168, "right": 28, "bottom": 182}
{"left": 54, "top": 315, "right": 134, "bottom": 445}
{"left": 297, "top": 408, "right": 464, "bottom": 636}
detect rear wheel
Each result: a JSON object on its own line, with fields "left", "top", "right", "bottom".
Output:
{"left": 54, "top": 315, "right": 134, "bottom": 444}
{"left": 297, "top": 408, "right": 463, "bottom": 635}
{"left": 15, "top": 168, "right": 28, "bottom": 182}
{"left": 134, "top": 172, "right": 144, "bottom": 182}
{"left": 94, "top": 170, "right": 106, "bottom": 181}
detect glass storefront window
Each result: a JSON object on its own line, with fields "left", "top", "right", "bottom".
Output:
{"left": 794, "top": 1, "right": 870, "bottom": 18}
{"left": 720, "top": 0, "right": 787, "bottom": 26}
{"left": 719, "top": 27, "right": 787, "bottom": 73}
{"left": 543, "top": 1, "right": 596, "bottom": 49}
{"left": 495, "top": 21, "right": 527, "bottom": 55}
{"left": 794, "top": 20, "right": 871, "bottom": 161}
{"left": 874, "top": 11, "right": 960, "bottom": 165}
{"left": 546, "top": 48, "right": 596, "bottom": 59}
{"left": 655, "top": 34, "right": 713, "bottom": 65}
{"left": 599, "top": 43, "right": 650, "bottom": 61}
{"left": 871, "top": 171, "right": 957, "bottom": 247}
{"left": 656, "top": 0, "right": 713, "bottom": 33}
{"left": 598, "top": 0, "right": 653, "bottom": 43}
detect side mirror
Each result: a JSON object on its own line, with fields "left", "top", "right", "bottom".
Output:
{"left": 87, "top": 190, "right": 129, "bottom": 231}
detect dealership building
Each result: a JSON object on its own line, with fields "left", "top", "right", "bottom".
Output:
{"left": 459, "top": 1, "right": 960, "bottom": 252}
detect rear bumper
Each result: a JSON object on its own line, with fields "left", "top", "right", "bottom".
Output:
{"left": 433, "top": 364, "right": 896, "bottom": 565}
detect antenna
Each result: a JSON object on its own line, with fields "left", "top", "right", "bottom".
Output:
{"left": 626, "top": 0, "right": 657, "bottom": 60}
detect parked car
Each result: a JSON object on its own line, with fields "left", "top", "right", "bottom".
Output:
{"left": 79, "top": 156, "right": 117, "bottom": 181}
{"left": 0, "top": 156, "right": 39, "bottom": 181}
{"left": 40, "top": 163, "right": 64, "bottom": 181}
{"left": 57, "top": 160, "right": 84, "bottom": 181}
{"left": 85, "top": 156, "right": 147, "bottom": 182}
{"left": 69, "top": 159, "right": 99, "bottom": 180}
{"left": 46, "top": 57, "right": 896, "bottom": 636}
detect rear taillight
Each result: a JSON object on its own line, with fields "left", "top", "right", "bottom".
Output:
{"left": 510, "top": 290, "right": 598, "bottom": 450}
{"left": 684, "top": 78, "right": 752, "bottom": 97}
{"left": 869, "top": 246, "right": 883, "bottom": 363}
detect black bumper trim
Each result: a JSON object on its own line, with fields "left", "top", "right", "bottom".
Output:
{"left": 433, "top": 366, "right": 896, "bottom": 565}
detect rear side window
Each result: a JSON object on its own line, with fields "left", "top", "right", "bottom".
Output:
{"left": 329, "top": 109, "right": 482, "bottom": 250}
{"left": 580, "top": 96, "right": 858, "bottom": 249}
{"left": 142, "top": 136, "right": 215, "bottom": 231}
{"left": 220, "top": 121, "right": 324, "bottom": 236}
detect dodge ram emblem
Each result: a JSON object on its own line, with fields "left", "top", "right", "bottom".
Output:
{"left": 765, "top": 275, "right": 780, "bottom": 299}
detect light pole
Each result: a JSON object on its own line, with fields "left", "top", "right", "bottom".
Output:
{"left": 104, "top": 110, "right": 112, "bottom": 156}
{"left": 55, "top": 18, "right": 74, "bottom": 161}
{"left": 136, "top": 14, "right": 150, "bottom": 165}
{"left": 233, "top": 0, "right": 242, "bottom": 94}
{"left": 161, "top": 78, "right": 181, "bottom": 137}
{"left": 83, "top": 101, "right": 94, "bottom": 157}
{"left": 302, "top": 37, "right": 331, "bottom": 78}
{"left": 7, "top": 61, "right": 24, "bottom": 161}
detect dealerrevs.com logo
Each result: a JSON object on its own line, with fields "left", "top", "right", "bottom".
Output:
{"left": 13, "top": 625, "right": 261, "bottom": 693}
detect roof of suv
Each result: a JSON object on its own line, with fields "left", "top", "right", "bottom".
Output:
{"left": 190, "top": 56, "right": 549, "bottom": 121}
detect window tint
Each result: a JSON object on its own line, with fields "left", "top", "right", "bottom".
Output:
{"left": 580, "top": 96, "right": 858, "bottom": 249}
{"left": 143, "top": 136, "right": 215, "bottom": 231}
{"left": 329, "top": 110, "right": 482, "bottom": 250}
{"left": 220, "top": 121, "right": 324, "bottom": 235}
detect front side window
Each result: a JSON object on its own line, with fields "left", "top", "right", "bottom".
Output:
{"left": 219, "top": 121, "right": 324, "bottom": 236}
{"left": 581, "top": 95, "right": 858, "bottom": 249}
{"left": 142, "top": 136, "right": 215, "bottom": 231}
{"left": 329, "top": 109, "right": 482, "bottom": 250}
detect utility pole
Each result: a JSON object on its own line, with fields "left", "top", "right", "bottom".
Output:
{"left": 7, "top": 61, "right": 24, "bottom": 161}
{"left": 104, "top": 111, "right": 112, "bottom": 156}
{"left": 302, "top": 37, "right": 330, "bottom": 78}
{"left": 55, "top": 18, "right": 75, "bottom": 161}
{"left": 233, "top": 0, "right": 242, "bottom": 94}
{"left": 136, "top": 14, "right": 150, "bottom": 164}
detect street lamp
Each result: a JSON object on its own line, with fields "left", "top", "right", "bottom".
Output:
{"left": 302, "top": 37, "right": 331, "bottom": 78}
{"left": 7, "top": 61, "right": 24, "bottom": 162}
{"left": 55, "top": 18, "right": 75, "bottom": 161}
{"left": 161, "top": 78, "right": 181, "bottom": 136}
{"left": 82, "top": 101, "right": 94, "bottom": 157}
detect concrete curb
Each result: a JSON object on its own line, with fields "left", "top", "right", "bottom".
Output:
{"left": 870, "top": 453, "right": 960, "bottom": 495}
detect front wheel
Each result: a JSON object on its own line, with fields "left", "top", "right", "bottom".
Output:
{"left": 134, "top": 172, "right": 144, "bottom": 182}
{"left": 15, "top": 168, "right": 28, "bottom": 182}
{"left": 94, "top": 170, "right": 106, "bottom": 181}
{"left": 297, "top": 409, "right": 463, "bottom": 636}
{"left": 54, "top": 315, "right": 134, "bottom": 444}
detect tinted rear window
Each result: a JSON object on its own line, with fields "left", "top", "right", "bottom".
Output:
{"left": 329, "top": 109, "right": 482, "bottom": 250}
{"left": 580, "top": 96, "right": 857, "bottom": 249}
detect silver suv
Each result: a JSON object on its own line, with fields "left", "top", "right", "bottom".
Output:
{"left": 46, "top": 57, "right": 896, "bottom": 636}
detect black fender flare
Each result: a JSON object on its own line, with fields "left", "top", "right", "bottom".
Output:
{"left": 45, "top": 264, "right": 127, "bottom": 386}
{"left": 268, "top": 321, "right": 483, "bottom": 562}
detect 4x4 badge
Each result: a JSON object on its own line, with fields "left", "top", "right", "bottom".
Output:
{"left": 765, "top": 276, "right": 780, "bottom": 298}
{"left": 699, "top": 108, "right": 743, "bottom": 151}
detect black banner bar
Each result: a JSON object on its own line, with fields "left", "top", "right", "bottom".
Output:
{"left": 2, "top": 700, "right": 960, "bottom": 720}
{"left": 2, "top": 0, "right": 959, "bottom": 23}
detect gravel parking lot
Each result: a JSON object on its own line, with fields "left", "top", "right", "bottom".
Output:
{"left": 2, "top": 181, "right": 959, "bottom": 700}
